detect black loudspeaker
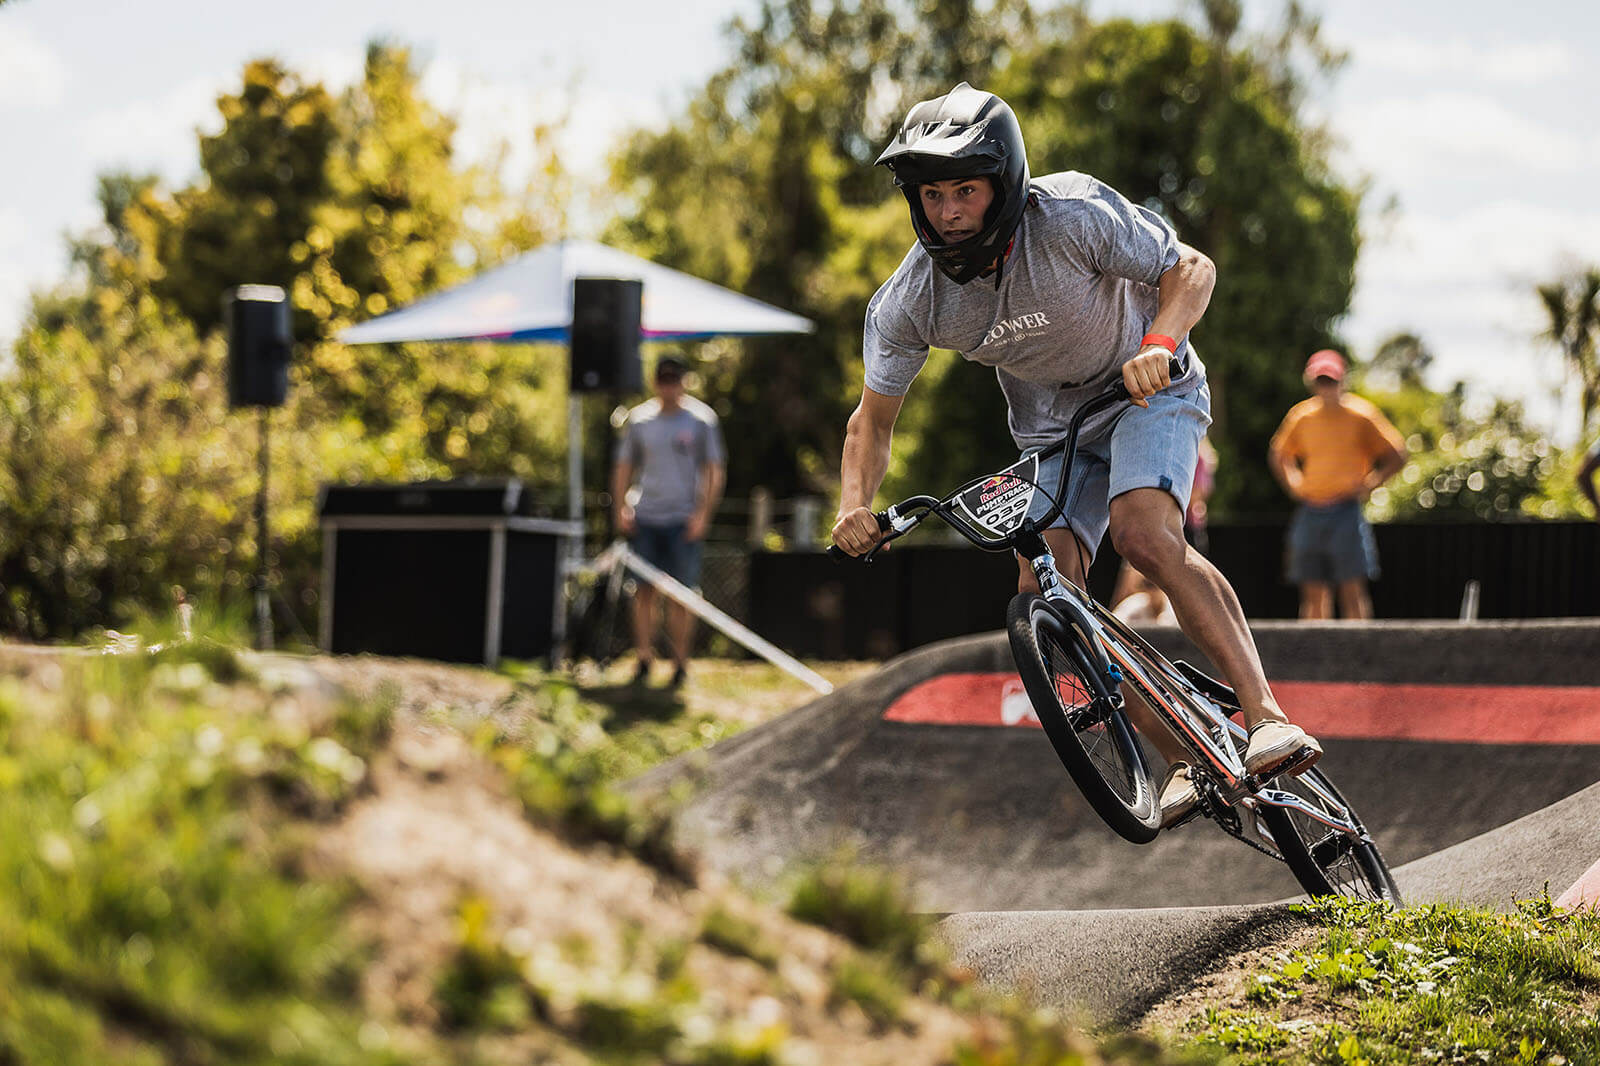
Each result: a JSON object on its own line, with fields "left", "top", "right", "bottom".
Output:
{"left": 570, "top": 277, "right": 642, "bottom": 393}
{"left": 225, "top": 285, "right": 292, "bottom": 408}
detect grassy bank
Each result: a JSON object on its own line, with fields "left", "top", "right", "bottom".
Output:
{"left": 1165, "top": 896, "right": 1600, "bottom": 1064}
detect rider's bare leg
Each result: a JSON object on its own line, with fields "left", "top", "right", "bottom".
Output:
{"left": 1108, "top": 487, "right": 1289, "bottom": 731}
{"left": 1016, "top": 526, "right": 1190, "bottom": 767}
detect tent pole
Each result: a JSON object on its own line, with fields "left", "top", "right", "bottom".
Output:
{"left": 567, "top": 390, "right": 585, "bottom": 568}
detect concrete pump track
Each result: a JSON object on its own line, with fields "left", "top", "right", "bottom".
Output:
{"left": 631, "top": 620, "right": 1600, "bottom": 1023}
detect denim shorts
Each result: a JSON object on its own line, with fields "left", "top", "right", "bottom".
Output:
{"left": 1024, "top": 384, "right": 1212, "bottom": 560}
{"left": 1285, "top": 499, "right": 1379, "bottom": 584}
{"left": 630, "top": 523, "right": 704, "bottom": 587}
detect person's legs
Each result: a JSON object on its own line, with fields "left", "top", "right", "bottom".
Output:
{"left": 666, "top": 601, "right": 694, "bottom": 670}
{"left": 628, "top": 524, "right": 678, "bottom": 681}
{"left": 1109, "top": 488, "right": 1286, "bottom": 729}
{"left": 1325, "top": 502, "right": 1379, "bottom": 620}
{"left": 1104, "top": 387, "right": 1319, "bottom": 775}
{"left": 660, "top": 526, "right": 703, "bottom": 686}
{"left": 631, "top": 583, "right": 657, "bottom": 677}
{"left": 1336, "top": 578, "right": 1372, "bottom": 620}
{"left": 1300, "top": 581, "right": 1333, "bottom": 619}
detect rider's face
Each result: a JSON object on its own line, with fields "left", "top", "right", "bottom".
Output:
{"left": 918, "top": 176, "right": 995, "bottom": 243}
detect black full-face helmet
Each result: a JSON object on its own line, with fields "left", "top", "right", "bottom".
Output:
{"left": 876, "top": 82, "right": 1030, "bottom": 285}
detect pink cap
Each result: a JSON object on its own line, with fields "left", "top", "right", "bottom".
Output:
{"left": 1304, "top": 349, "right": 1346, "bottom": 382}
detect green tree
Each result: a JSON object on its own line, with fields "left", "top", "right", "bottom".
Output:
{"left": 1, "top": 44, "right": 572, "bottom": 638}
{"left": 151, "top": 59, "right": 339, "bottom": 340}
{"left": 1353, "top": 334, "right": 1560, "bottom": 522}
{"left": 1536, "top": 266, "right": 1600, "bottom": 440}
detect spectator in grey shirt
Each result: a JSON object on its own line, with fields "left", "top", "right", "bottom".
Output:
{"left": 831, "top": 83, "right": 1322, "bottom": 828}
{"left": 612, "top": 355, "right": 726, "bottom": 688}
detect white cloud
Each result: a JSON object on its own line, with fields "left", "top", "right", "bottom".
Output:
{"left": 0, "top": 209, "right": 28, "bottom": 334}
{"left": 0, "top": 23, "right": 67, "bottom": 110}
{"left": 1345, "top": 200, "right": 1600, "bottom": 439}
{"left": 77, "top": 76, "right": 225, "bottom": 187}
{"left": 421, "top": 59, "right": 663, "bottom": 185}
{"left": 1336, "top": 91, "right": 1596, "bottom": 184}
{"left": 1355, "top": 36, "right": 1577, "bottom": 85}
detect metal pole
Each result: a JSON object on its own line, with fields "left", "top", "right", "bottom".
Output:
{"left": 255, "top": 406, "right": 273, "bottom": 650}
{"left": 567, "top": 391, "right": 584, "bottom": 572}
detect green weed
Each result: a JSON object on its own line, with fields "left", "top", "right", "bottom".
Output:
{"left": 1182, "top": 894, "right": 1600, "bottom": 1064}
{"left": 784, "top": 856, "right": 931, "bottom": 970}
{"left": 699, "top": 905, "right": 780, "bottom": 968}
{"left": 830, "top": 952, "right": 906, "bottom": 1028}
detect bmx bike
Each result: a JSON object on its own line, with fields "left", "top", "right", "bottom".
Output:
{"left": 830, "top": 370, "right": 1401, "bottom": 904}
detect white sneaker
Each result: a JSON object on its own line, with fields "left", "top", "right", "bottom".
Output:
{"left": 1243, "top": 719, "right": 1323, "bottom": 777}
{"left": 1159, "top": 763, "right": 1199, "bottom": 828}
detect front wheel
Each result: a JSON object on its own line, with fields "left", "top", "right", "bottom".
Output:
{"left": 1258, "top": 766, "right": 1402, "bottom": 904}
{"left": 1006, "top": 593, "right": 1159, "bottom": 843}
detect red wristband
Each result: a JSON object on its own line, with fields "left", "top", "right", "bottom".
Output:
{"left": 1140, "top": 333, "right": 1178, "bottom": 354}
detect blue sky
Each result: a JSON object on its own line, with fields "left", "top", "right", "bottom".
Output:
{"left": 3, "top": 0, "right": 1597, "bottom": 440}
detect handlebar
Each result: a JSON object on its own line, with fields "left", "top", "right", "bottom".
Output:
{"left": 829, "top": 355, "right": 1183, "bottom": 563}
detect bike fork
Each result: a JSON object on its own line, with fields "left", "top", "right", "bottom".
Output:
{"left": 1017, "top": 525, "right": 1070, "bottom": 603}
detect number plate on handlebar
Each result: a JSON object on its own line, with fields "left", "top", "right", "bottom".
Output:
{"left": 952, "top": 453, "right": 1043, "bottom": 539}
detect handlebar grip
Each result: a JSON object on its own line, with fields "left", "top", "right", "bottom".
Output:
{"left": 829, "top": 510, "right": 893, "bottom": 563}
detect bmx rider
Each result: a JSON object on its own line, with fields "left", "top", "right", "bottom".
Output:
{"left": 830, "top": 83, "right": 1322, "bottom": 827}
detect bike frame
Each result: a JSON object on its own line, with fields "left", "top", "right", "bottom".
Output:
{"left": 851, "top": 383, "right": 1361, "bottom": 838}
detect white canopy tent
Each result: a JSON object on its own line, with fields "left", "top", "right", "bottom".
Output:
{"left": 338, "top": 238, "right": 814, "bottom": 344}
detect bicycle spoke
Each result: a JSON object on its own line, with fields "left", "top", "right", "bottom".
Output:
{"left": 1041, "top": 630, "right": 1138, "bottom": 804}
{"left": 1273, "top": 774, "right": 1388, "bottom": 902}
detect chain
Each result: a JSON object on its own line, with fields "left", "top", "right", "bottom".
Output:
{"left": 1193, "top": 775, "right": 1286, "bottom": 862}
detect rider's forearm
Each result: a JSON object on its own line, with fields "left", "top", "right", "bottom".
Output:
{"left": 839, "top": 411, "right": 893, "bottom": 513}
{"left": 1148, "top": 245, "right": 1216, "bottom": 345}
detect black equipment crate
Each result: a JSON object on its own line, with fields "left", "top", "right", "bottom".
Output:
{"left": 317, "top": 479, "right": 580, "bottom": 665}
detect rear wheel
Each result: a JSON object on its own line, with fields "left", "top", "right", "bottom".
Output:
{"left": 1006, "top": 593, "right": 1159, "bottom": 843}
{"left": 1258, "top": 766, "right": 1402, "bottom": 904}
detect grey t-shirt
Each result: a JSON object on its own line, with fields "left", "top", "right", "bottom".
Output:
{"left": 615, "top": 396, "right": 727, "bottom": 525}
{"left": 863, "top": 170, "right": 1206, "bottom": 450}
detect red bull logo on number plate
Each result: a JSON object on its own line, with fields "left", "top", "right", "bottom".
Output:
{"left": 955, "top": 456, "right": 1040, "bottom": 536}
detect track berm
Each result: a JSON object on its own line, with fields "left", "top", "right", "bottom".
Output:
{"left": 631, "top": 621, "right": 1600, "bottom": 1020}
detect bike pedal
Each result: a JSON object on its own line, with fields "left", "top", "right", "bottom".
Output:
{"left": 1249, "top": 745, "right": 1318, "bottom": 785}
{"left": 1276, "top": 745, "right": 1319, "bottom": 776}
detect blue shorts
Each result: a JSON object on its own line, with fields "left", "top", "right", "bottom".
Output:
{"left": 1025, "top": 384, "right": 1212, "bottom": 560}
{"left": 630, "top": 522, "right": 703, "bottom": 587}
{"left": 1286, "top": 499, "right": 1379, "bottom": 584}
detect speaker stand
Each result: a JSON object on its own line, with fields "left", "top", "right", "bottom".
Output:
{"left": 254, "top": 406, "right": 273, "bottom": 651}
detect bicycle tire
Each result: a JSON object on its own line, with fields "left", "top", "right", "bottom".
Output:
{"left": 1006, "top": 593, "right": 1160, "bottom": 843}
{"left": 1258, "top": 765, "right": 1402, "bottom": 904}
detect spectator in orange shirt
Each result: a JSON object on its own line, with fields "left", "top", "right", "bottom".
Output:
{"left": 1268, "top": 350, "right": 1408, "bottom": 620}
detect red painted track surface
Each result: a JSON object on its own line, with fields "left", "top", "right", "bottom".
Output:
{"left": 883, "top": 673, "right": 1600, "bottom": 745}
